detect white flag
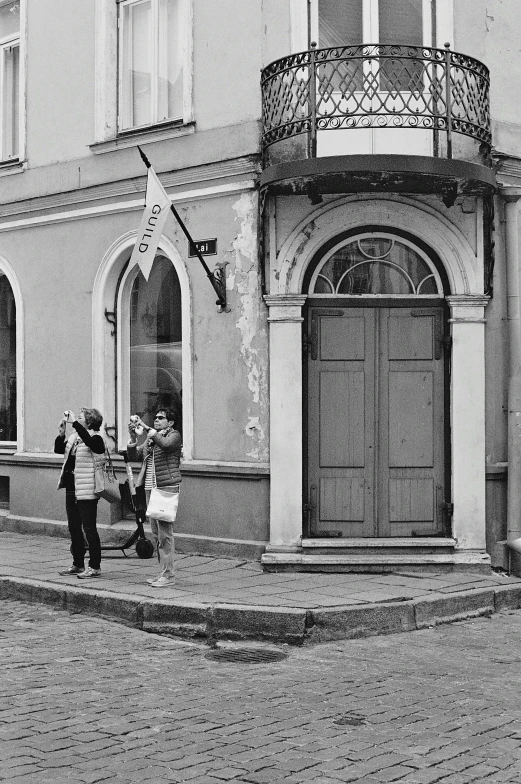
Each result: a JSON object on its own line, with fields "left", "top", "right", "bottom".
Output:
{"left": 129, "top": 167, "right": 171, "bottom": 281}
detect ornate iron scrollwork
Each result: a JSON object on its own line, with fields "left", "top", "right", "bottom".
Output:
{"left": 261, "top": 43, "right": 491, "bottom": 156}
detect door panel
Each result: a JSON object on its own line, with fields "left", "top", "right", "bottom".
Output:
{"left": 388, "top": 371, "right": 433, "bottom": 466}
{"left": 307, "top": 308, "right": 375, "bottom": 536}
{"left": 389, "top": 478, "right": 434, "bottom": 522}
{"left": 307, "top": 303, "right": 446, "bottom": 537}
{"left": 321, "top": 314, "right": 365, "bottom": 360}
{"left": 320, "top": 477, "right": 365, "bottom": 521}
{"left": 388, "top": 313, "right": 433, "bottom": 359}
{"left": 320, "top": 371, "right": 365, "bottom": 466}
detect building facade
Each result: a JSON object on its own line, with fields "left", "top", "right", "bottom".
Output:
{"left": 0, "top": 0, "right": 520, "bottom": 573}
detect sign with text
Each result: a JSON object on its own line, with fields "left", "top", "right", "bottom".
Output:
{"left": 188, "top": 238, "right": 217, "bottom": 257}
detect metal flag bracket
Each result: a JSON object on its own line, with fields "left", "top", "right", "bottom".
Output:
{"left": 137, "top": 146, "right": 230, "bottom": 313}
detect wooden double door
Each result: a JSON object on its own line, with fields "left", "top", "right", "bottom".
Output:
{"left": 305, "top": 301, "right": 449, "bottom": 538}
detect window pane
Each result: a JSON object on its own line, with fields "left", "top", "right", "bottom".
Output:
{"left": 379, "top": 0, "right": 424, "bottom": 90}
{"left": 319, "top": 0, "right": 363, "bottom": 47}
{"left": 379, "top": 0, "right": 423, "bottom": 46}
{"left": 130, "top": 255, "right": 182, "bottom": 429}
{"left": 2, "top": 43, "right": 19, "bottom": 158}
{"left": 313, "top": 236, "right": 440, "bottom": 295}
{"left": 0, "top": 2, "right": 20, "bottom": 39}
{"left": 158, "top": 0, "right": 183, "bottom": 121}
{"left": 0, "top": 274, "right": 16, "bottom": 442}
{"left": 121, "top": 0, "right": 152, "bottom": 129}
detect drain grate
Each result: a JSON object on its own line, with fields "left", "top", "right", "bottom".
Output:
{"left": 333, "top": 714, "right": 367, "bottom": 727}
{"left": 205, "top": 647, "right": 288, "bottom": 664}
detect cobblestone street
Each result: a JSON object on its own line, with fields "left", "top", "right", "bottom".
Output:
{"left": 2, "top": 601, "right": 521, "bottom": 783}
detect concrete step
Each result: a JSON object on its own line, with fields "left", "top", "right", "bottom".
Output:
{"left": 301, "top": 537, "right": 457, "bottom": 556}
{"left": 262, "top": 550, "right": 491, "bottom": 573}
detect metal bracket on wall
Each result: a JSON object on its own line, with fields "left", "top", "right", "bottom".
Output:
{"left": 104, "top": 309, "right": 116, "bottom": 337}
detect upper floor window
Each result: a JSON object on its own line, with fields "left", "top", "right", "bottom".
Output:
{"left": 315, "top": 0, "right": 427, "bottom": 49}
{"left": 118, "top": 0, "right": 184, "bottom": 132}
{"left": 0, "top": 0, "right": 20, "bottom": 160}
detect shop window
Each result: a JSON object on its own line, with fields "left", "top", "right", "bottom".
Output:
{"left": 129, "top": 254, "right": 182, "bottom": 429}
{"left": 0, "top": 272, "right": 16, "bottom": 442}
{"left": 118, "top": 0, "right": 185, "bottom": 132}
{"left": 0, "top": 0, "right": 21, "bottom": 160}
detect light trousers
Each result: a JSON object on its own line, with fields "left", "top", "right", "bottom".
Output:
{"left": 145, "top": 486, "right": 178, "bottom": 578}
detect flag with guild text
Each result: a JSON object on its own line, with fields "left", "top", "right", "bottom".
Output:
{"left": 129, "top": 166, "right": 171, "bottom": 281}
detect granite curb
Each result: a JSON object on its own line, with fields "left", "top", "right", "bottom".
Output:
{"left": 1, "top": 575, "right": 521, "bottom": 645}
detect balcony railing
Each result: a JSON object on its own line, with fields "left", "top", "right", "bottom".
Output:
{"left": 261, "top": 44, "right": 491, "bottom": 160}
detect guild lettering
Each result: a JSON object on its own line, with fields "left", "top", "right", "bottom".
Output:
{"left": 139, "top": 243, "right": 148, "bottom": 253}
{"left": 151, "top": 204, "right": 162, "bottom": 215}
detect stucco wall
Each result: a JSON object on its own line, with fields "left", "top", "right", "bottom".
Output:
{"left": 0, "top": 188, "right": 268, "bottom": 464}
{"left": 454, "top": 0, "right": 521, "bottom": 129}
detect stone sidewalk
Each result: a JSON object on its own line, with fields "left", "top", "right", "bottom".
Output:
{"left": 1, "top": 530, "right": 521, "bottom": 645}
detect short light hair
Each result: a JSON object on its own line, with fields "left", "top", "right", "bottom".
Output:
{"left": 82, "top": 407, "right": 103, "bottom": 431}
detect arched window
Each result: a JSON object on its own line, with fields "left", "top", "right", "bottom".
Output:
{"left": 0, "top": 273, "right": 16, "bottom": 443}
{"left": 129, "top": 254, "right": 182, "bottom": 428}
{"left": 309, "top": 234, "right": 444, "bottom": 296}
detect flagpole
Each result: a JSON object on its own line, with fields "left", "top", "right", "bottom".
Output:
{"left": 137, "top": 147, "right": 229, "bottom": 313}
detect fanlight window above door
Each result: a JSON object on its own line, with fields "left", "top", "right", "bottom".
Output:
{"left": 310, "top": 235, "right": 443, "bottom": 296}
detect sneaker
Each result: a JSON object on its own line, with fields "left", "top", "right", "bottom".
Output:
{"left": 58, "top": 565, "right": 85, "bottom": 576}
{"left": 77, "top": 567, "right": 101, "bottom": 579}
{"left": 146, "top": 577, "right": 159, "bottom": 585}
{"left": 149, "top": 576, "right": 175, "bottom": 588}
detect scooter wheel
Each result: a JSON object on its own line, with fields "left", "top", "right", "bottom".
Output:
{"left": 136, "top": 538, "right": 155, "bottom": 559}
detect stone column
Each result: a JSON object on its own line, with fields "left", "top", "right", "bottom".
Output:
{"left": 264, "top": 295, "right": 307, "bottom": 551}
{"left": 447, "top": 295, "right": 489, "bottom": 550}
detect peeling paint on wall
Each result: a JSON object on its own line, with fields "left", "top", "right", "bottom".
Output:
{"left": 231, "top": 192, "right": 269, "bottom": 461}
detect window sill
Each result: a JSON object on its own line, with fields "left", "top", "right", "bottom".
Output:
{"left": 89, "top": 121, "right": 195, "bottom": 155}
{"left": 0, "top": 158, "right": 25, "bottom": 177}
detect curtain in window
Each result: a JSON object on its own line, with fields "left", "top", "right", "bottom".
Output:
{"left": 129, "top": 255, "right": 182, "bottom": 429}
{"left": 0, "top": 274, "right": 16, "bottom": 442}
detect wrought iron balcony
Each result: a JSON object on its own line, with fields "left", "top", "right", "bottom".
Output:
{"left": 262, "top": 43, "right": 491, "bottom": 161}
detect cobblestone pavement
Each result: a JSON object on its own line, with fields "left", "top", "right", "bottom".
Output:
{"left": 2, "top": 600, "right": 521, "bottom": 783}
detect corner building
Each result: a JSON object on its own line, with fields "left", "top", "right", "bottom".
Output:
{"left": 0, "top": 0, "right": 520, "bottom": 574}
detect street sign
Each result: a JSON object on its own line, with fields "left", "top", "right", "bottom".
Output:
{"left": 188, "top": 238, "right": 217, "bottom": 257}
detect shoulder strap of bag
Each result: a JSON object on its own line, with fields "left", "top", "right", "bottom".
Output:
{"left": 104, "top": 443, "right": 117, "bottom": 481}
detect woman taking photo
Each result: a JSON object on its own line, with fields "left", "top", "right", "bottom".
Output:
{"left": 127, "top": 407, "right": 182, "bottom": 587}
{"left": 55, "top": 407, "right": 106, "bottom": 579}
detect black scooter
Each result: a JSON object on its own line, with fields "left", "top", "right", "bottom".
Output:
{"left": 99, "top": 450, "right": 155, "bottom": 559}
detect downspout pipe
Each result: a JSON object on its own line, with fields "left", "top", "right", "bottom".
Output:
{"left": 505, "top": 198, "right": 521, "bottom": 555}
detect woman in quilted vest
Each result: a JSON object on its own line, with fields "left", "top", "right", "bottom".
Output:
{"left": 127, "top": 406, "right": 182, "bottom": 587}
{"left": 55, "top": 407, "right": 106, "bottom": 579}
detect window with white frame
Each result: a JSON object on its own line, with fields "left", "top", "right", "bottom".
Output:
{"left": 118, "top": 0, "right": 185, "bottom": 132}
{"left": 0, "top": 1, "right": 20, "bottom": 160}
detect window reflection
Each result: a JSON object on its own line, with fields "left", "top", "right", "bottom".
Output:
{"left": 313, "top": 236, "right": 440, "bottom": 295}
{"left": 0, "top": 274, "right": 16, "bottom": 442}
{"left": 130, "top": 255, "right": 182, "bottom": 430}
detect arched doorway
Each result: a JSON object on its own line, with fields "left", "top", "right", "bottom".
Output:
{"left": 302, "top": 230, "right": 451, "bottom": 539}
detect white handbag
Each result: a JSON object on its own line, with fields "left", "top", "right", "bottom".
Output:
{"left": 146, "top": 487, "right": 179, "bottom": 523}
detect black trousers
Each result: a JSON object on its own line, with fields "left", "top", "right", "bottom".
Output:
{"left": 65, "top": 492, "right": 101, "bottom": 570}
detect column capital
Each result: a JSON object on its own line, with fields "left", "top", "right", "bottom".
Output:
{"left": 447, "top": 295, "right": 490, "bottom": 323}
{"left": 264, "top": 295, "right": 307, "bottom": 322}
